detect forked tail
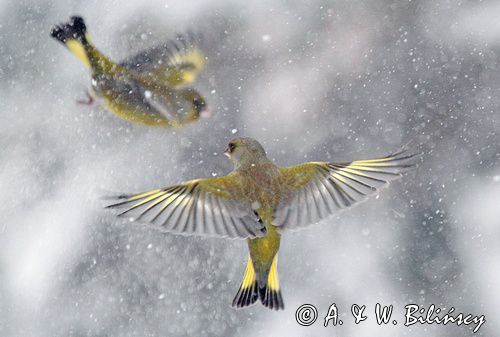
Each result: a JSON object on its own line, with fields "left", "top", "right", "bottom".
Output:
{"left": 50, "top": 16, "right": 91, "bottom": 68}
{"left": 51, "top": 16, "right": 87, "bottom": 44}
{"left": 232, "top": 255, "right": 284, "bottom": 310}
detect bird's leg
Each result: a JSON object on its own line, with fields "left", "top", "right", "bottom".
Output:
{"left": 76, "top": 91, "right": 94, "bottom": 105}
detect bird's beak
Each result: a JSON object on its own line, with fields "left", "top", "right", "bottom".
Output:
{"left": 200, "top": 109, "right": 211, "bottom": 119}
{"left": 224, "top": 147, "right": 231, "bottom": 158}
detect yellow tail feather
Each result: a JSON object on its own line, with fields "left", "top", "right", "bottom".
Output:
{"left": 66, "top": 38, "right": 91, "bottom": 68}
{"left": 232, "top": 257, "right": 258, "bottom": 308}
{"left": 260, "top": 255, "right": 284, "bottom": 310}
{"left": 232, "top": 255, "right": 284, "bottom": 310}
{"left": 51, "top": 16, "right": 91, "bottom": 68}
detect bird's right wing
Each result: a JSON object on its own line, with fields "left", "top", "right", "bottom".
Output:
{"left": 121, "top": 32, "right": 205, "bottom": 88}
{"left": 274, "top": 149, "right": 418, "bottom": 230}
{"left": 105, "top": 174, "right": 265, "bottom": 239}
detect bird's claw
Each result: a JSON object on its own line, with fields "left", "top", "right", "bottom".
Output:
{"left": 76, "top": 91, "right": 94, "bottom": 105}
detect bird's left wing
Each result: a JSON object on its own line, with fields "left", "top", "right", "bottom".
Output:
{"left": 274, "top": 149, "right": 418, "bottom": 230}
{"left": 121, "top": 32, "right": 205, "bottom": 87}
{"left": 105, "top": 174, "right": 265, "bottom": 239}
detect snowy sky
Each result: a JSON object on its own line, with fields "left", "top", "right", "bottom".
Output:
{"left": 0, "top": 0, "right": 499, "bottom": 336}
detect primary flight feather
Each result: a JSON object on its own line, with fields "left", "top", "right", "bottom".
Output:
{"left": 106, "top": 138, "right": 417, "bottom": 310}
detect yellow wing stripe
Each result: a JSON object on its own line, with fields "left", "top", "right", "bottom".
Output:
{"left": 125, "top": 189, "right": 163, "bottom": 202}
{"left": 106, "top": 176, "right": 267, "bottom": 239}
{"left": 128, "top": 191, "right": 167, "bottom": 209}
{"left": 350, "top": 161, "right": 409, "bottom": 167}
{"left": 352, "top": 157, "right": 401, "bottom": 164}
{"left": 154, "top": 187, "right": 192, "bottom": 225}
{"left": 329, "top": 168, "right": 377, "bottom": 190}
{"left": 274, "top": 150, "right": 417, "bottom": 230}
{"left": 150, "top": 195, "right": 176, "bottom": 222}
{"left": 134, "top": 193, "right": 172, "bottom": 220}
{"left": 331, "top": 166, "right": 387, "bottom": 182}
{"left": 330, "top": 173, "right": 367, "bottom": 197}
{"left": 145, "top": 187, "right": 187, "bottom": 222}
{"left": 354, "top": 152, "right": 415, "bottom": 164}
{"left": 336, "top": 164, "right": 401, "bottom": 175}
{"left": 117, "top": 188, "right": 182, "bottom": 217}
{"left": 355, "top": 158, "right": 395, "bottom": 163}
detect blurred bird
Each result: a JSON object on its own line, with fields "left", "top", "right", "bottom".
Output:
{"left": 106, "top": 138, "right": 417, "bottom": 310}
{"left": 50, "top": 16, "right": 207, "bottom": 127}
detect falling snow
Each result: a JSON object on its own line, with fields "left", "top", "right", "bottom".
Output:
{"left": 0, "top": 1, "right": 499, "bottom": 337}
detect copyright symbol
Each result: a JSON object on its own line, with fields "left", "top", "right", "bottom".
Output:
{"left": 295, "top": 304, "right": 318, "bottom": 326}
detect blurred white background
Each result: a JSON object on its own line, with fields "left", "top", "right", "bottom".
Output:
{"left": 0, "top": 0, "right": 499, "bottom": 336}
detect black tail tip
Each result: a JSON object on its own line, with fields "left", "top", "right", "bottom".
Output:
{"left": 50, "top": 16, "right": 87, "bottom": 43}
{"left": 232, "top": 282, "right": 259, "bottom": 309}
{"left": 260, "top": 286, "right": 284, "bottom": 311}
{"left": 231, "top": 284, "right": 284, "bottom": 310}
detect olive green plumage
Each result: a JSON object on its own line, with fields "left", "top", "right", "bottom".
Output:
{"left": 106, "top": 137, "right": 417, "bottom": 310}
{"left": 51, "top": 16, "right": 207, "bottom": 127}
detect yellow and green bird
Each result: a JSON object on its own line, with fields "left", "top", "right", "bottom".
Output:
{"left": 50, "top": 16, "right": 207, "bottom": 127}
{"left": 106, "top": 138, "right": 417, "bottom": 310}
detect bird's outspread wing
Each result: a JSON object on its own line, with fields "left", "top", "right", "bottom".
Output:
{"left": 105, "top": 174, "right": 265, "bottom": 239}
{"left": 274, "top": 149, "right": 419, "bottom": 230}
{"left": 121, "top": 32, "right": 205, "bottom": 87}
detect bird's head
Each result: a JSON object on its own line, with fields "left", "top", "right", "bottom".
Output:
{"left": 182, "top": 89, "right": 208, "bottom": 122}
{"left": 224, "top": 137, "right": 269, "bottom": 169}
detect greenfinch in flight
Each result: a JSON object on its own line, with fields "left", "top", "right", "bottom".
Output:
{"left": 51, "top": 16, "right": 207, "bottom": 127}
{"left": 106, "top": 138, "right": 417, "bottom": 310}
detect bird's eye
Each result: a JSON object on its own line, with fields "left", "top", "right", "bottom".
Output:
{"left": 193, "top": 98, "right": 206, "bottom": 112}
{"left": 228, "top": 143, "right": 236, "bottom": 152}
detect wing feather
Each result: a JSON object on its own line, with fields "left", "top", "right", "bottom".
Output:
{"left": 311, "top": 177, "right": 329, "bottom": 218}
{"left": 121, "top": 32, "right": 205, "bottom": 87}
{"left": 106, "top": 175, "right": 265, "bottom": 239}
{"left": 275, "top": 149, "right": 419, "bottom": 229}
